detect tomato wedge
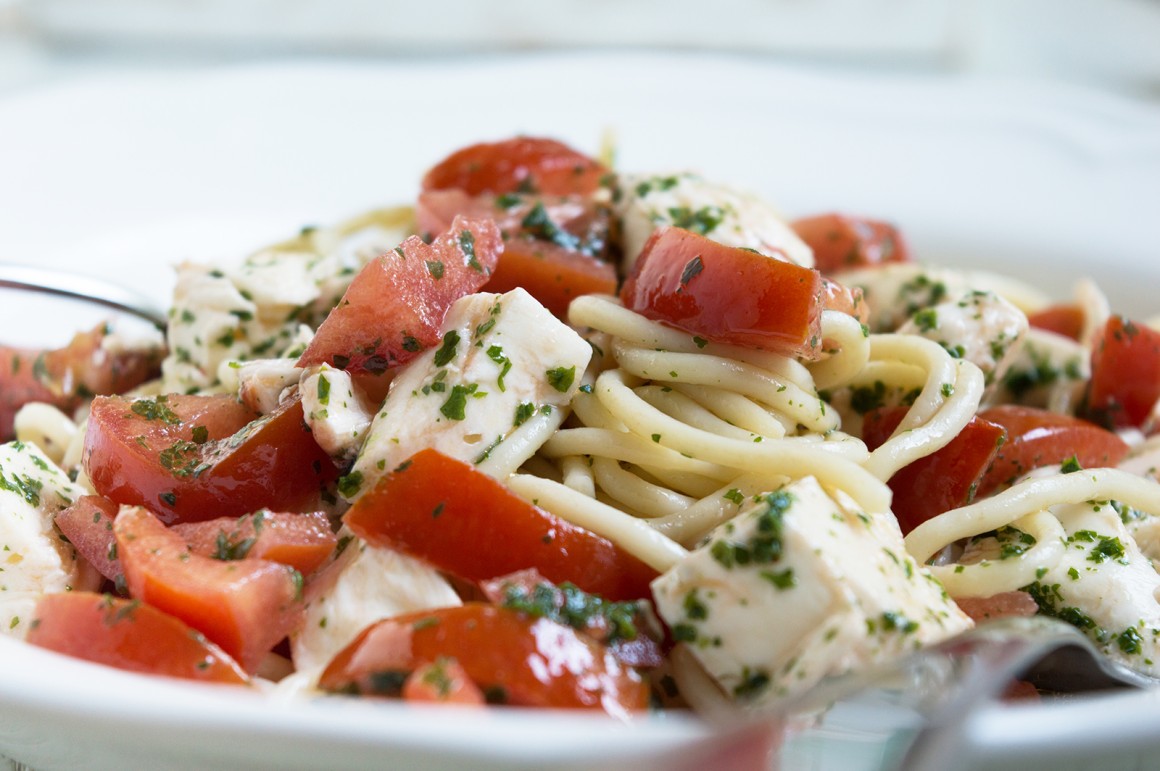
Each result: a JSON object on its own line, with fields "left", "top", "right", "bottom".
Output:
{"left": 402, "top": 658, "right": 486, "bottom": 705}
{"left": 172, "top": 510, "right": 336, "bottom": 575}
{"left": 296, "top": 216, "right": 502, "bottom": 374}
{"left": 318, "top": 604, "right": 649, "bottom": 714}
{"left": 84, "top": 394, "right": 336, "bottom": 525}
{"left": 114, "top": 505, "right": 305, "bottom": 671}
{"left": 417, "top": 189, "right": 617, "bottom": 318}
{"left": 1027, "top": 304, "right": 1084, "bottom": 341}
{"left": 27, "top": 592, "right": 248, "bottom": 684}
{"left": 1085, "top": 315, "right": 1160, "bottom": 430}
{"left": 790, "top": 213, "right": 910, "bottom": 274}
{"left": 0, "top": 323, "right": 162, "bottom": 439}
{"left": 421, "top": 136, "right": 608, "bottom": 197}
{"left": 344, "top": 448, "right": 658, "bottom": 601}
{"left": 975, "top": 405, "right": 1129, "bottom": 496}
{"left": 863, "top": 406, "right": 1007, "bottom": 534}
{"left": 54, "top": 494, "right": 121, "bottom": 582}
{"left": 621, "top": 226, "right": 825, "bottom": 358}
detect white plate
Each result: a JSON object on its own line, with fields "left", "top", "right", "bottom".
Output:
{"left": 2, "top": 53, "right": 1160, "bottom": 771}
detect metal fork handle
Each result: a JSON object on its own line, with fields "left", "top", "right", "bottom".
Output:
{"left": 0, "top": 263, "right": 167, "bottom": 328}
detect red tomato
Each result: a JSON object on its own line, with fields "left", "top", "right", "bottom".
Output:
{"left": 344, "top": 448, "right": 658, "bottom": 601}
{"left": 402, "top": 658, "right": 486, "bottom": 705}
{"left": 1027, "top": 304, "right": 1084, "bottom": 341}
{"left": 820, "top": 276, "right": 870, "bottom": 327}
{"left": 84, "top": 394, "right": 337, "bottom": 525}
{"left": 863, "top": 406, "right": 1007, "bottom": 534}
{"left": 172, "top": 510, "right": 336, "bottom": 575}
{"left": 975, "top": 405, "right": 1129, "bottom": 496}
{"left": 421, "top": 136, "right": 608, "bottom": 197}
{"left": 296, "top": 216, "right": 502, "bottom": 373}
{"left": 27, "top": 592, "right": 248, "bottom": 684}
{"left": 620, "top": 227, "right": 825, "bottom": 358}
{"left": 318, "top": 604, "right": 649, "bottom": 714}
{"left": 417, "top": 189, "right": 617, "bottom": 318}
{"left": 790, "top": 213, "right": 910, "bottom": 274}
{"left": 1085, "top": 316, "right": 1160, "bottom": 429}
{"left": 114, "top": 505, "right": 304, "bottom": 671}
{"left": 0, "top": 324, "right": 161, "bottom": 439}
{"left": 54, "top": 494, "right": 121, "bottom": 582}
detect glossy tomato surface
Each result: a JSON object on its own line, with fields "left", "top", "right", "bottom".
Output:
{"left": 1086, "top": 315, "right": 1160, "bottom": 429}
{"left": 172, "top": 510, "right": 336, "bottom": 575}
{"left": 790, "top": 213, "right": 910, "bottom": 274}
{"left": 421, "top": 136, "right": 609, "bottom": 197}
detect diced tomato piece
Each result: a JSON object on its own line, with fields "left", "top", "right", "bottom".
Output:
{"left": 790, "top": 213, "right": 910, "bottom": 274}
{"left": 27, "top": 592, "right": 248, "bottom": 684}
{"left": 620, "top": 227, "right": 825, "bottom": 358}
{"left": 863, "top": 406, "right": 1006, "bottom": 534}
{"left": 318, "top": 604, "right": 649, "bottom": 714}
{"left": 1027, "top": 304, "right": 1084, "bottom": 341}
{"left": 954, "top": 592, "right": 1038, "bottom": 624}
{"left": 975, "top": 405, "right": 1130, "bottom": 496}
{"left": 820, "top": 276, "right": 870, "bottom": 327}
{"left": 84, "top": 394, "right": 337, "bottom": 525}
{"left": 172, "top": 510, "right": 336, "bottom": 575}
{"left": 0, "top": 323, "right": 162, "bottom": 439}
{"left": 345, "top": 449, "right": 658, "bottom": 601}
{"left": 402, "top": 658, "right": 486, "bottom": 705}
{"left": 296, "top": 216, "right": 502, "bottom": 373}
{"left": 1085, "top": 316, "right": 1160, "bottom": 429}
{"left": 417, "top": 189, "right": 616, "bottom": 318}
{"left": 421, "top": 136, "right": 608, "bottom": 197}
{"left": 54, "top": 494, "right": 121, "bottom": 582}
{"left": 114, "top": 506, "right": 304, "bottom": 671}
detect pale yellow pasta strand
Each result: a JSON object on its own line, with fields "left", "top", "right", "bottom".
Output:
{"left": 809, "top": 310, "right": 872, "bottom": 391}
{"left": 929, "top": 510, "right": 1068, "bottom": 598}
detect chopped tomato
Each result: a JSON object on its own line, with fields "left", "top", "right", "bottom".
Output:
{"left": 402, "top": 658, "right": 486, "bottom": 705}
{"left": 27, "top": 592, "right": 248, "bottom": 684}
{"left": 1085, "top": 316, "right": 1160, "bottom": 429}
{"left": 344, "top": 448, "right": 658, "bottom": 601}
{"left": 54, "top": 494, "right": 121, "bottom": 582}
{"left": 954, "top": 592, "right": 1038, "bottom": 624}
{"left": 318, "top": 604, "right": 649, "bottom": 714}
{"left": 421, "top": 136, "right": 608, "bottom": 197}
{"left": 172, "top": 510, "right": 336, "bottom": 575}
{"left": 0, "top": 323, "right": 162, "bottom": 439}
{"left": 863, "top": 406, "right": 1006, "bottom": 534}
{"left": 975, "top": 405, "right": 1129, "bottom": 496}
{"left": 820, "top": 276, "right": 870, "bottom": 327}
{"left": 84, "top": 394, "right": 337, "bottom": 525}
{"left": 790, "top": 213, "right": 910, "bottom": 274}
{"left": 296, "top": 216, "right": 502, "bottom": 373}
{"left": 114, "top": 506, "right": 304, "bottom": 672}
{"left": 620, "top": 227, "right": 825, "bottom": 358}
{"left": 417, "top": 189, "right": 616, "bottom": 318}
{"left": 1027, "top": 304, "right": 1084, "bottom": 341}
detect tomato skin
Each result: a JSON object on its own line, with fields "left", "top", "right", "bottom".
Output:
{"left": 1085, "top": 316, "right": 1160, "bottom": 430}
{"left": 402, "top": 658, "right": 486, "bottom": 705}
{"left": 790, "top": 213, "right": 910, "bottom": 274}
{"left": 620, "top": 227, "right": 824, "bottom": 358}
{"left": 0, "top": 324, "right": 162, "bottom": 439}
{"left": 114, "top": 505, "right": 305, "bottom": 671}
{"left": 417, "top": 189, "right": 617, "bottom": 318}
{"left": 319, "top": 604, "right": 649, "bottom": 714}
{"left": 975, "top": 405, "right": 1129, "bottom": 496}
{"left": 27, "top": 592, "right": 249, "bottom": 684}
{"left": 344, "top": 448, "right": 658, "bottom": 601}
{"left": 84, "top": 394, "right": 336, "bottom": 525}
{"left": 297, "top": 216, "right": 502, "bottom": 374}
{"left": 863, "top": 407, "right": 1007, "bottom": 534}
{"left": 1027, "top": 304, "right": 1084, "bottom": 341}
{"left": 421, "top": 136, "right": 608, "bottom": 197}
{"left": 54, "top": 494, "right": 122, "bottom": 582}
{"left": 172, "top": 510, "right": 336, "bottom": 575}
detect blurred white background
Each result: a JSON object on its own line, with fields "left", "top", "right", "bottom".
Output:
{"left": 1, "top": 0, "right": 1159, "bottom": 100}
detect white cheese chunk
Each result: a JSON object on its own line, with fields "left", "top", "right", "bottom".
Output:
{"left": 896, "top": 290, "right": 1028, "bottom": 386}
{"left": 0, "top": 441, "right": 100, "bottom": 638}
{"left": 235, "top": 357, "right": 304, "bottom": 415}
{"left": 290, "top": 536, "right": 461, "bottom": 676}
{"left": 300, "top": 366, "right": 374, "bottom": 465}
{"left": 615, "top": 173, "right": 813, "bottom": 270}
{"left": 348, "top": 288, "right": 591, "bottom": 496}
{"left": 1027, "top": 501, "right": 1160, "bottom": 675}
{"left": 651, "top": 476, "right": 970, "bottom": 707}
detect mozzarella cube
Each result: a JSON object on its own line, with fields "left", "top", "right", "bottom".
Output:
{"left": 300, "top": 366, "right": 374, "bottom": 465}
